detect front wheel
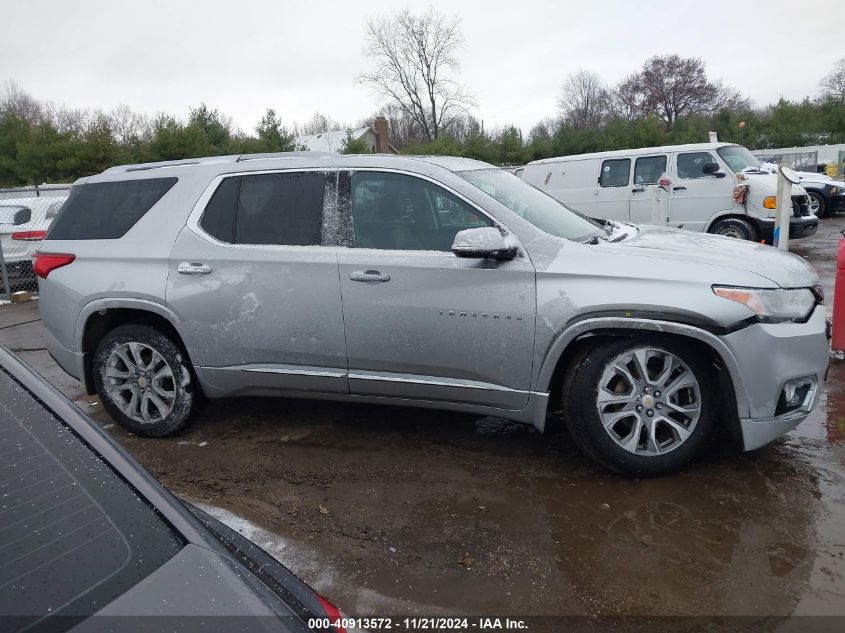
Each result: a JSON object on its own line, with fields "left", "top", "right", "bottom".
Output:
{"left": 93, "top": 324, "right": 198, "bottom": 437}
{"left": 563, "top": 337, "right": 716, "bottom": 476}
{"left": 807, "top": 191, "right": 827, "bottom": 218}
{"left": 709, "top": 217, "right": 758, "bottom": 241}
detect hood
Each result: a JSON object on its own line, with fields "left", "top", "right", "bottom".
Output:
{"left": 600, "top": 225, "right": 818, "bottom": 288}
{"left": 742, "top": 169, "right": 808, "bottom": 195}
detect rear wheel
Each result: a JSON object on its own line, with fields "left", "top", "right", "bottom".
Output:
{"left": 807, "top": 191, "right": 827, "bottom": 218}
{"left": 563, "top": 337, "right": 716, "bottom": 476}
{"left": 709, "top": 217, "right": 758, "bottom": 241}
{"left": 93, "top": 324, "right": 197, "bottom": 437}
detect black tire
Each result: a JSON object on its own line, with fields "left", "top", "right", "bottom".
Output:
{"left": 93, "top": 324, "right": 198, "bottom": 437}
{"left": 562, "top": 336, "right": 716, "bottom": 476}
{"left": 709, "top": 217, "right": 758, "bottom": 241}
{"left": 807, "top": 191, "right": 827, "bottom": 218}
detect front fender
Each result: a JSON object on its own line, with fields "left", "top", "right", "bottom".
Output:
{"left": 534, "top": 317, "right": 750, "bottom": 419}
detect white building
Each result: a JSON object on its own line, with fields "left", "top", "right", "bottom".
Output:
{"left": 295, "top": 117, "right": 397, "bottom": 154}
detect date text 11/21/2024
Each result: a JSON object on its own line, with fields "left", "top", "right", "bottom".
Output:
{"left": 308, "top": 617, "right": 529, "bottom": 630}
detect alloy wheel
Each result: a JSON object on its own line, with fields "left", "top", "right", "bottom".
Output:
{"left": 104, "top": 342, "right": 176, "bottom": 424}
{"left": 596, "top": 348, "right": 701, "bottom": 456}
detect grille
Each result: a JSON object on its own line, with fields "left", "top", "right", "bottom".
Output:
{"left": 792, "top": 195, "right": 811, "bottom": 217}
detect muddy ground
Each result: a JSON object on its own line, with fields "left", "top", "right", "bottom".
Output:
{"left": 1, "top": 216, "right": 844, "bottom": 623}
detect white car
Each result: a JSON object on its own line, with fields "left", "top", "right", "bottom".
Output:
{"left": 0, "top": 195, "right": 66, "bottom": 285}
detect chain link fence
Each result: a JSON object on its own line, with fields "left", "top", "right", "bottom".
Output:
{"left": 752, "top": 150, "right": 820, "bottom": 173}
{"left": 0, "top": 185, "right": 70, "bottom": 303}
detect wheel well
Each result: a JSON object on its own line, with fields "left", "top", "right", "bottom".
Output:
{"left": 706, "top": 214, "right": 759, "bottom": 234}
{"left": 81, "top": 308, "right": 190, "bottom": 395}
{"left": 546, "top": 329, "right": 740, "bottom": 441}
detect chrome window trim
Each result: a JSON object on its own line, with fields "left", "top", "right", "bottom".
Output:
{"left": 184, "top": 166, "right": 518, "bottom": 253}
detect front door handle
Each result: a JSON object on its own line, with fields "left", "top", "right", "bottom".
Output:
{"left": 177, "top": 262, "right": 212, "bottom": 275}
{"left": 673, "top": 185, "right": 687, "bottom": 191}
{"left": 349, "top": 270, "right": 390, "bottom": 283}
{"left": 632, "top": 186, "right": 645, "bottom": 193}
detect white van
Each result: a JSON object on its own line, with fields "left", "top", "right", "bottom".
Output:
{"left": 521, "top": 143, "right": 818, "bottom": 242}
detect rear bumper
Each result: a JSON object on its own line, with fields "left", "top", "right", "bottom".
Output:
{"left": 44, "top": 326, "right": 84, "bottom": 383}
{"left": 755, "top": 215, "right": 818, "bottom": 243}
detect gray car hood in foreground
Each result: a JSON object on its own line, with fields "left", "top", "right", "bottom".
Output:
{"left": 597, "top": 225, "right": 818, "bottom": 288}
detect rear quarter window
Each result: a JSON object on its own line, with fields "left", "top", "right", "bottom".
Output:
{"left": 47, "top": 177, "right": 177, "bottom": 240}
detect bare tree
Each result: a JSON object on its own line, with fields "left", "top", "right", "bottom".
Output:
{"left": 609, "top": 74, "right": 648, "bottom": 122}
{"left": 109, "top": 104, "right": 149, "bottom": 146}
{"left": 295, "top": 113, "right": 342, "bottom": 136}
{"left": 820, "top": 58, "right": 845, "bottom": 102}
{"left": 557, "top": 70, "right": 609, "bottom": 129}
{"left": 0, "top": 79, "right": 43, "bottom": 123}
{"left": 359, "top": 8, "right": 474, "bottom": 142}
{"left": 618, "top": 55, "right": 748, "bottom": 127}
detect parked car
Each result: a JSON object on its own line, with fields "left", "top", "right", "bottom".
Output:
{"left": 36, "top": 153, "right": 829, "bottom": 475}
{"left": 0, "top": 195, "right": 66, "bottom": 285}
{"left": 0, "top": 344, "right": 347, "bottom": 633}
{"left": 520, "top": 143, "right": 818, "bottom": 243}
{"left": 758, "top": 163, "right": 845, "bottom": 218}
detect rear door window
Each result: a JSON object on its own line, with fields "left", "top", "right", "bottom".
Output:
{"left": 634, "top": 156, "right": 668, "bottom": 184}
{"left": 199, "top": 177, "right": 238, "bottom": 243}
{"left": 235, "top": 172, "right": 325, "bottom": 246}
{"left": 46, "top": 178, "right": 177, "bottom": 240}
{"left": 599, "top": 159, "right": 631, "bottom": 187}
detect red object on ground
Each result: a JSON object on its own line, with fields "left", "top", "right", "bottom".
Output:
{"left": 833, "top": 233, "right": 845, "bottom": 351}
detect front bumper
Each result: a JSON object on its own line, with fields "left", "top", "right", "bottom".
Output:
{"left": 721, "top": 305, "right": 829, "bottom": 450}
{"left": 755, "top": 215, "right": 818, "bottom": 243}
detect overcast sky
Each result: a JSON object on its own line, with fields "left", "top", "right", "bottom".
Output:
{"left": 2, "top": 0, "right": 844, "bottom": 135}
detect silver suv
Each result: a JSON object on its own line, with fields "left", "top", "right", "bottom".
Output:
{"left": 36, "top": 153, "right": 830, "bottom": 475}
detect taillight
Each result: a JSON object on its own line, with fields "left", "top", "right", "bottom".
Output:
{"left": 316, "top": 594, "right": 346, "bottom": 633}
{"left": 33, "top": 253, "right": 75, "bottom": 279}
{"left": 12, "top": 230, "right": 48, "bottom": 241}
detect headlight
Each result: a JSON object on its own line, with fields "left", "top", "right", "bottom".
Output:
{"left": 763, "top": 196, "right": 777, "bottom": 209}
{"left": 829, "top": 186, "right": 841, "bottom": 195}
{"left": 712, "top": 286, "right": 817, "bottom": 321}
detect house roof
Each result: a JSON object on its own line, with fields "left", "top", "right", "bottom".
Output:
{"left": 295, "top": 127, "right": 371, "bottom": 153}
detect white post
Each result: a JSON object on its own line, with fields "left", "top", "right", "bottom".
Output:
{"left": 773, "top": 168, "right": 791, "bottom": 250}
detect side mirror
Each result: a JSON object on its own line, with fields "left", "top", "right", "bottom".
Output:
{"left": 451, "top": 227, "right": 517, "bottom": 261}
{"left": 703, "top": 162, "right": 725, "bottom": 178}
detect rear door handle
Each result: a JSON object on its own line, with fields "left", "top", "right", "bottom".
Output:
{"left": 177, "top": 262, "right": 212, "bottom": 275}
{"left": 349, "top": 270, "right": 390, "bottom": 283}
{"left": 673, "top": 186, "right": 687, "bottom": 191}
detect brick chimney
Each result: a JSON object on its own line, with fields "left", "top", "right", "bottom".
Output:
{"left": 373, "top": 116, "right": 390, "bottom": 153}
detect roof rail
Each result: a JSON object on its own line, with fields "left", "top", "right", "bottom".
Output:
{"left": 104, "top": 155, "right": 240, "bottom": 174}
{"left": 103, "top": 151, "right": 336, "bottom": 174}
{"left": 236, "top": 151, "right": 334, "bottom": 161}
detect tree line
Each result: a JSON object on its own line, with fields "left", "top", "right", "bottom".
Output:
{"left": 1, "top": 7, "right": 844, "bottom": 187}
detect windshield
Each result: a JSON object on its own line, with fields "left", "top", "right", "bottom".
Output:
{"left": 458, "top": 168, "right": 604, "bottom": 242}
{"left": 717, "top": 145, "right": 761, "bottom": 172}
